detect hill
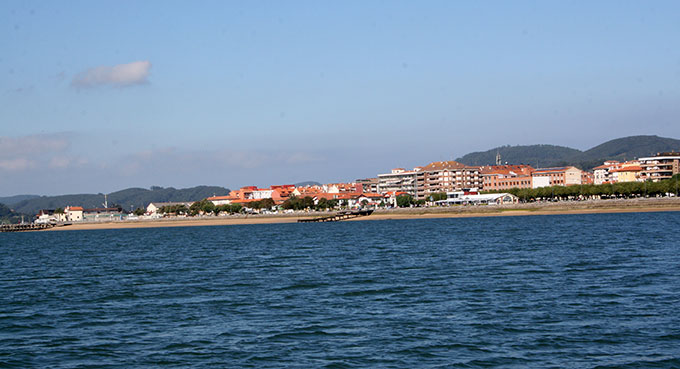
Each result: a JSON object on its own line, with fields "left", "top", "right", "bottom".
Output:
{"left": 11, "top": 186, "right": 230, "bottom": 215}
{"left": 294, "top": 181, "right": 322, "bottom": 187}
{"left": 456, "top": 144, "right": 581, "bottom": 168}
{"left": 457, "top": 135, "right": 680, "bottom": 169}
{"left": 575, "top": 135, "right": 680, "bottom": 169}
{"left": 0, "top": 195, "right": 40, "bottom": 206}
{"left": 0, "top": 203, "right": 25, "bottom": 224}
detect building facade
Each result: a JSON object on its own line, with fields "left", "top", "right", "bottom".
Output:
{"left": 480, "top": 165, "right": 534, "bottom": 191}
{"left": 639, "top": 152, "right": 680, "bottom": 182}
{"left": 531, "top": 166, "right": 583, "bottom": 188}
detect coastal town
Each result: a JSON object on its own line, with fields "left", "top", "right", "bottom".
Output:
{"left": 28, "top": 151, "right": 680, "bottom": 225}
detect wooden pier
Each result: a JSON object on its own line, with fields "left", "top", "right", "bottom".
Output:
{"left": 0, "top": 223, "right": 68, "bottom": 232}
{"left": 298, "top": 209, "right": 374, "bottom": 223}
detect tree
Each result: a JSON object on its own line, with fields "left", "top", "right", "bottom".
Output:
{"left": 396, "top": 194, "right": 414, "bottom": 208}
{"left": 429, "top": 192, "right": 447, "bottom": 202}
{"left": 133, "top": 207, "right": 145, "bottom": 216}
{"left": 54, "top": 207, "right": 64, "bottom": 214}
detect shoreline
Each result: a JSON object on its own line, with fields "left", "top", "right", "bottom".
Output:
{"left": 47, "top": 197, "right": 680, "bottom": 232}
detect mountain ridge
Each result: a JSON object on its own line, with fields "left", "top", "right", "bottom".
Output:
{"left": 456, "top": 135, "right": 680, "bottom": 169}
{"left": 11, "top": 185, "right": 230, "bottom": 216}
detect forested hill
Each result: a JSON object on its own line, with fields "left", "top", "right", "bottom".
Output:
{"left": 0, "top": 195, "right": 40, "bottom": 206}
{"left": 456, "top": 144, "right": 580, "bottom": 168}
{"left": 0, "top": 203, "right": 24, "bottom": 224}
{"left": 577, "top": 136, "right": 680, "bottom": 169}
{"left": 11, "top": 186, "right": 230, "bottom": 215}
{"left": 456, "top": 135, "right": 680, "bottom": 169}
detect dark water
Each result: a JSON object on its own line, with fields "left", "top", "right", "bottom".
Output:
{"left": 1, "top": 212, "right": 680, "bottom": 368}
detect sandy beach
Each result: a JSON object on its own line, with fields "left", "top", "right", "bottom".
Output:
{"left": 46, "top": 197, "right": 680, "bottom": 232}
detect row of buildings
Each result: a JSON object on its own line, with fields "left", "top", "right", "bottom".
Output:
{"left": 36, "top": 206, "right": 125, "bottom": 223}
{"left": 174, "top": 151, "right": 677, "bottom": 209}
{"left": 43, "top": 151, "right": 680, "bottom": 219}
{"left": 593, "top": 152, "right": 680, "bottom": 185}
{"left": 373, "top": 151, "right": 680, "bottom": 200}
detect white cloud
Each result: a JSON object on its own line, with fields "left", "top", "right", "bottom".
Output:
{"left": 0, "top": 134, "right": 69, "bottom": 157}
{"left": 0, "top": 158, "right": 35, "bottom": 171}
{"left": 0, "top": 134, "right": 83, "bottom": 174}
{"left": 72, "top": 61, "right": 151, "bottom": 88}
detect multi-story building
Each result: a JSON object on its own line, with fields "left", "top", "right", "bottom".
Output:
{"left": 377, "top": 168, "right": 425, "bottom": 199}
{"left": 208, "top": 184, "right": 295, "bottom": 206}
{"left": 639, "top": 152, "right": 680, "bottom": 182}
{"left": 355, "top": 178, "right": 379, "bottom": 193}
{"left": 593, "top": 161, "right": 621, "bottom": 185}
{"left": 480, "top": 165, "right": 534, "bottom": 191}
{"left": 610, "top": 165, "right": 642, "bottom": 183}
{"left": 324, "top": 182, "right": 358, "bottom": 193}
{"left": 531, "top": 166, "right": 583, "bottom": 188}
{"left": 419, "top": 161, "right": 482, "bottom": 197}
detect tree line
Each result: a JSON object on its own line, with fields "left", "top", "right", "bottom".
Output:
{"left": 484, "top": 175, "right": 680, "bottom": 201}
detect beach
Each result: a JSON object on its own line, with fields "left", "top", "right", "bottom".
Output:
{"left": 48, "top": 197, "right": 680, "bottom": 231}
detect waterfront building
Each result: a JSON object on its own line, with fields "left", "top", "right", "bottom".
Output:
{"left": 378, "top": 161, "right": 482, "bottom": 200}
{"left": 146, "top": 202, "right": 193, "bottom": 215}
{"left": 377, "top": 168, "right": 425, "bottom": 199}
{"left": 610, "top": 162, "right": 642, "bottom": 183}
{"left": 292, "top": 185, "right": 324, "bottom": 197}
{"left": 218, "top": 185, "right": 296, "bottom": 206}
{"left": 324, "top": 182, "right": 359, "bottom": 193}
{"left": 480, "top": 165, "right": 534, "bottom": 191}
{"left": 581, "top": 171, "right": 595, "bottom": 185}
{"left": 83, "top": 207, "right": 124, "bottom": 221}
{"left": 531, "top": 166, "right": 583, "bottom": 188}
{"left": 419, "top": 161, "right": 482, "bottom": 198}
{"left": 436, "top": 190, "right": 519, "bottom": 205}
{"left": 65, "top": 206, "right": 83, "bottom": 222}
{"left": 355, "top": 178, "right": 380, "bottom": 193}
{"left": 593, "top": 161, "right": 621, "bottom": 185}
{"left": 639, "top": 152, "right": 680, "bottom": 182}
{"left": 207, "top": 195, "right": 234, "bottom": 206}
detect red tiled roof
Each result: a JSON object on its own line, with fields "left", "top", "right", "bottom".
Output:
{"left": 611, "top": 166, "right": 642, "bottom": 172}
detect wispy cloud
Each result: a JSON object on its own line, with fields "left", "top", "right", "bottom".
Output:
{"left": 0, "top": 133, "right": 85, "bottom": 174}
{"left": 72, "top": 61, "right": 151, "bottom": 88}
{"left": 0, "top": 134, "right": 69, "bottom": 157}
{"left": 0, "top": 158, "right": 35, "bottom": 171}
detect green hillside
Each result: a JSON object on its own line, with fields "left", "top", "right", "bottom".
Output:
{"left": 456, "top": 144, "right": 581, "bottom": 168}
{"left": 0, "top": 195, "right": 40, "bottom": 206}
{"left": 575, "top": 135, "right": 680, "bottom": 169}
{"left": 457, "top": 135, "right": 680, "bottom": 169}
{"left": 11, "top": 186, "right": 230, "bottom": 215}
{"left": 0, "top": 203, "right": 25, "bottom": 224}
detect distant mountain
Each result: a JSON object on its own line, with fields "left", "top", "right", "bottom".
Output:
{"left": 11, "top": 186, "right": 230, "bottom": 215}
{"left": 456, "top": 144, "right": 581, "bottom": 168}
{"left": 457, "top": 135, "right": 680, "bottom": 169}
{"left": 0, "top": 203, "right": 24, "bottom": 224}
{"left": 294, "top": 181, "right": 322, "bottom": 187}
{"left": 575, "top": 135, "right": 680, "bottom": 169}
{"left": 0, "top": 194, "right": 40, "bottom": 206}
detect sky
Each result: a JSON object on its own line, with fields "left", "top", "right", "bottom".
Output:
{"left": 2, "top": 1, "right": 680, "bottom": 196}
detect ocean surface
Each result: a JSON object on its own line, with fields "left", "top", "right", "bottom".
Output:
{"left": 1, "top": 212, "right": 680, "bottom": 368}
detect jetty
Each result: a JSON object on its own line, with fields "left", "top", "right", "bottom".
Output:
{"left": 0, "top": 223, "right": 70, "bottom": 232}
{"left": 298, "top": 209, "right": 374, "bottom": 223}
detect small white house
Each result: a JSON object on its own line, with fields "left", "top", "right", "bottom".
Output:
{"left": 436, "top": 192, "right": 518, "bottom": 205}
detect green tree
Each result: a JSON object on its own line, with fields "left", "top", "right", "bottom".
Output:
{"left": 133, "top": 207, "right": 145, "bottom": 216}
{"left": 396, "top": 194, "right": 414, "bottom": 208}
{"left": 429, "top": 192, "right": 447, "bottom": 202}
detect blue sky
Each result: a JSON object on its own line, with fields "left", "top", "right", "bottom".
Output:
{"left": 2, "top": 1, "right": 680, "bottom": 195}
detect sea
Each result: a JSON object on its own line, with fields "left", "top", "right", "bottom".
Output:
{"left": 1, "top": 212, "right": 680, "bottom": 368}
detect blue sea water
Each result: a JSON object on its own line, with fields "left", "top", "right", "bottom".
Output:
{"left": 1, "top": 212, "right": 680, "bottom": 368}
